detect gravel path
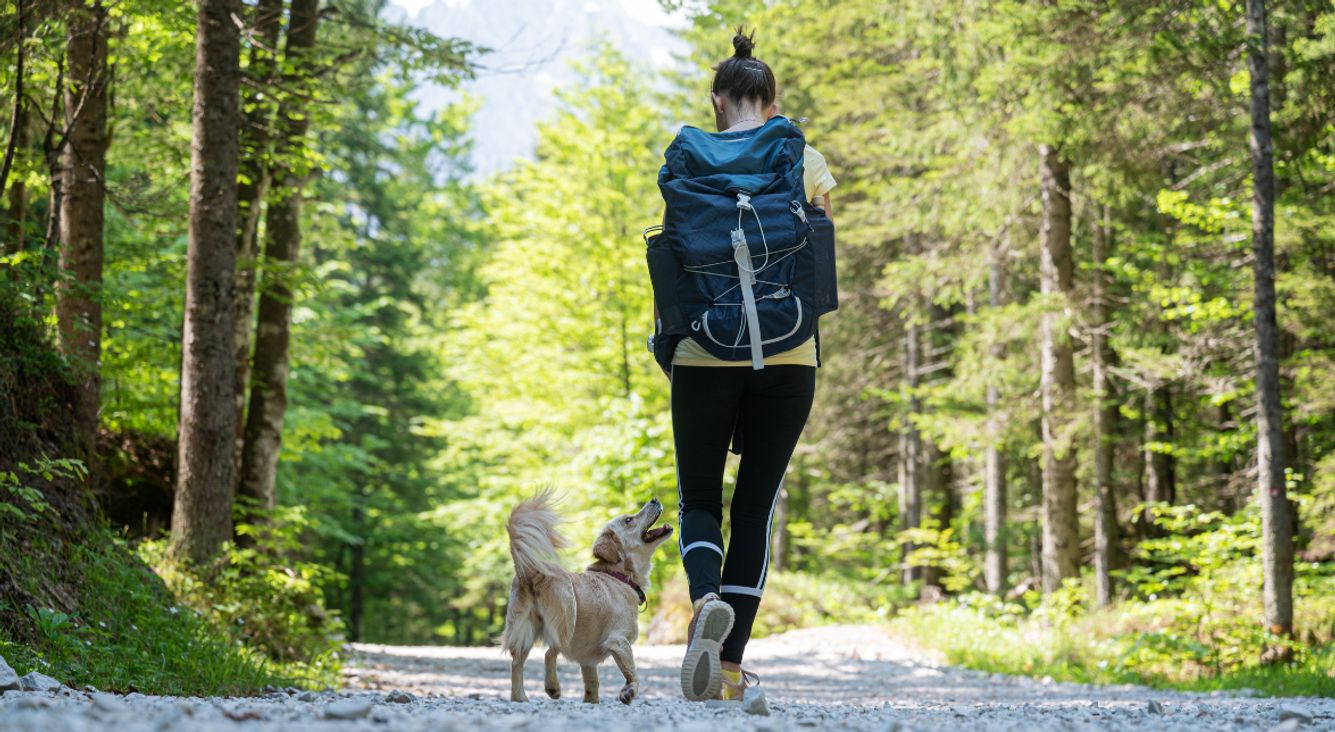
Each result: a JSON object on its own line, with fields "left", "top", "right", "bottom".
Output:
{"left": 2, "top": 624, "right": 1331, "bottom": 731}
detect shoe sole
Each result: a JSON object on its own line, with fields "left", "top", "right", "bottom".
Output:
{"left": 680, "top": 600, "right": 735, "bottom": 701}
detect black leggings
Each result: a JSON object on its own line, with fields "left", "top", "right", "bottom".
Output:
{"left": 672, "top": 363, "right": 816, "bottom": 664}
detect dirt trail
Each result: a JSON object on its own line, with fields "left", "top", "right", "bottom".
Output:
{"left": 2, "top": 625, "right": 1331, "bottom": 730}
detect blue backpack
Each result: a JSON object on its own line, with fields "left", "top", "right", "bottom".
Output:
{"left": 646, "top": 116, "right": 837, "bottom": 371}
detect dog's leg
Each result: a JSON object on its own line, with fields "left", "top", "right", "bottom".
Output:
{"left": 580, "top": 664, "right": 600, "bottom": 703}
{"left": 605, "top": 638, "right": 638, "bottom": 705}
{"left": 509, "top": 645, "right": 532, "bottom": 703}
{"left": 544, "top": 646, "right": 561, "bottom": 699}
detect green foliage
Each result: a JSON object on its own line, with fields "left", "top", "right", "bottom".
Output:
{"left": 895, "top": 502, "right": 1335, "bottom": 697}
{"left": 0, "top": 531, "right": 305, "bottom": 695}
{"left": 137, "top": 508, "right": 344, "bottom": 678}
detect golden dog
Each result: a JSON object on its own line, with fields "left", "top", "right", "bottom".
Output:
{"left": 500, "top": 492, "right": 673, "bottom": 704}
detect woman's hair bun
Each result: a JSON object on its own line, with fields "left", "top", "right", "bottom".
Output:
{"left": 731, "top": 26, "right": 755, "bottom": 59}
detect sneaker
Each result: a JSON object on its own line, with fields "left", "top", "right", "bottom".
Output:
{"left": 680, "top": 593, "right": 735, "bottom": 701}
{"left": 719, "top": 666, "right": 759, "bottom": 701}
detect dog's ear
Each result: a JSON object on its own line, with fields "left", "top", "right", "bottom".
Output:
{"left": 592, "top": 528, "right": 622, "bottom": 564}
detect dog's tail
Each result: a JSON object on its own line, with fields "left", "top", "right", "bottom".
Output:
{"left": 506, "top": 489, "right": 568, "bottom": 583}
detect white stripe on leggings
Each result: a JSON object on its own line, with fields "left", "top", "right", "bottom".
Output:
{"left": 681, "top": 541, "right": 724, "bottom": 559}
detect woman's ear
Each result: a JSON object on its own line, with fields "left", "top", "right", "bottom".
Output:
{"left": 593, "top": 529, "right": 622, "bottom": 564}
{"left": 711, "top": 91, "right": 725, "bottom": 115}
{"left": 766, "top": 101, "right": 779, "bottom": 119}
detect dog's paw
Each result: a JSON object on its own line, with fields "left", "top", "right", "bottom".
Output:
{"left": 618, "top": 683, "right": 636, "bottom": 705}
{"left": 510, "top": 691, "right": 529, "bottom": 703}
{"left": 582, "top": 693, "right": 599, "bottom": 704}
{"left": 545, "top": 685, "right": 560, "bottom": 699}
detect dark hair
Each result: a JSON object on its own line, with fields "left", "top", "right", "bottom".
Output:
{"left": 711, "top": 26, "right": 776, "bottom": 108}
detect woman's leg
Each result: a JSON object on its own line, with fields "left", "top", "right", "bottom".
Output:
{"left": 719, "top": 365, "right": 816, "bottom": 664}
{"left": 671, "top": 365, "right": 746, "bottom": 601}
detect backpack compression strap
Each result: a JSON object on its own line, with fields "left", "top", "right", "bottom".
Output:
{"left": 733, "top": 194, "right": 765, "bottom": 370}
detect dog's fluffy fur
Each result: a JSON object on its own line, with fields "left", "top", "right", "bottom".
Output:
{"left": 500, "top": 491, "right": 673, "bottom": 704}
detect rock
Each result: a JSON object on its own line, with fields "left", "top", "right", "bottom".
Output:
{"left": 0, "top": 657, "right": 18, "bottom": 691}
{"left": 324, "top": 698, "right": 374, "bottom": 720}
{"left": 90, "top": 692, "right": 125, "bottom": 714}
{"left": 742, "top": 687, "right": 770, "bottom": 716}
{"left": 297, "top": 691, "right": 320, "bottom": 702}
{"left": 1268, "top": 720, "right": 1303, "bottom": 732}
{"left": 18, "top": 671, "right": 61, "bottom": 692}
{"left": 386, "top": 689, "right": 417, "bottom": 704}
{"left": 12, "top": 695, "right": 52, "bottom": 710}
{"left": 1278, "top": 708, "right": 1313, "bottom": 724}
{"left": 1146, "top": 700, "right": 1165, "bottom": 715}
{"left": 1234, "top": 687, "right": 1264, "bottom": 698}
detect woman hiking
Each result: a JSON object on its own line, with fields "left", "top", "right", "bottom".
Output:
{"left": 648, "top": 26, "right": 838, "bottom": 703}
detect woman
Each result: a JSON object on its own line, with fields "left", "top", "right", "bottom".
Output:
{"left": 665, "top": 28, "right": 836, "bottom": 703}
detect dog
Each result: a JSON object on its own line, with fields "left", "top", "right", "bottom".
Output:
{"left": 500, "top": 491, "right": 674, "bottom": 704}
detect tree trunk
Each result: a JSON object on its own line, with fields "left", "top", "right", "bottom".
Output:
{"left": 898, "top": 301, "right": 923, "bottom": 586}
{"left": 1246, "top": 0, "right": 1294, "bottom": 650}
{"left": 1038, "top": 144, "right": 1079, "bottom": 593}
{"left": 55, "top": 0, "right": 109, "bottom": 481}
{"left": 1143, "top": 384, "right": 1176, "bottom": 504}
{"left": 5, "top": 95, "right": 29, "bottom": 254}
{"left": 170, "top": 0, "right": 243, "bottom": 565}
{"left": 1091, "top": 205, "right": 1119, "bottom": 608}
{"left": 237, "top": 0, "right": 321, "bottom": 514}
{"left": 1, "top": 0, "right": 29, "bottom": 245}
{"left": 231, "top": 0, "right": 284, "bottom": 501}
{"left": 349, "top": 502, "right": 365, "bottom": 642}
{"left": 983, "top": 238, "right": 1008, "bottom": 595}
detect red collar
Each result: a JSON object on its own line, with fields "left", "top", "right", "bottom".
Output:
{"left": 588, "top": 567, "right": 646, "bottom": 605}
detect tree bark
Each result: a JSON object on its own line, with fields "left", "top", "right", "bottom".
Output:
{"left": 0, "top": 0, "right": 29, "bottom": 230}
{"left": 231, "top": 0, "right": 284, "bottom": 490}
{"left": 983, "top": 238, "right": 1008, "bottom": 595}
{"left": 5, "top": 98, "right": 29, "bottom": 255}
{"left": 170, "top": 0, "right": 243, "bottom": 565}
{"left": 1038, "top": 144, "right": 1079, "bottom": 593}
{"left": 1246, "top": 0, "right": 1294, "bottom": 648}
{"left": 55, "top": 0, "right": 109, "bottom": 480}
{"left": 1143, "top": 384, "right": 1175, "bottom": 501}
{"left": 237, "top": 0, "right": 321, "bottom": 514}
{"left": 1091, "top": 205, "right": 1119, "bottom": 608}
{"left": 898, "top": 295, "right": 923, "bottom": 586}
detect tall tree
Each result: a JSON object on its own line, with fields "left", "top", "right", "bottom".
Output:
{"left": 983, "top": 238, "right": 1008, "bottom": 595}
{"left": 898, "top": 285, "right": 924, "bottom": 585}
{"left": 55, "top": 0, "right": 109, "bottom": 474}
{"left": 171, "top": 0, "right": 243, "bottom": 564}
{"left": 237, "top": 0, "right": 321, "bottom": 514}
{"left": 232, "top": 0, "right": 284, "bottom": 489}
{"left": 1091, "top": 205, "right": 1118, "bottom": 607}
{"left": 1038, "top": 143, "right": 1079, "bottom": 592}
{"left": 1245, "top": 0, "right": 1294, "bottom": 653}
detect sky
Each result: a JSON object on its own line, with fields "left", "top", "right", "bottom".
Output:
{"left": 386, "top": 0, "right": 692, "bottom": 175}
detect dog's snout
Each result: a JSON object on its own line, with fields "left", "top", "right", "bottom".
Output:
{"left": 650, "top": 497, "right": 661, "bottom": 506}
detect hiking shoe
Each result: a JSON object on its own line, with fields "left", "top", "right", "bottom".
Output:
{"left": 719, "top": 666, "right": 760, "bottom": 701}
{"left": 680, "top": 593, "right": 734, "bottom": 701}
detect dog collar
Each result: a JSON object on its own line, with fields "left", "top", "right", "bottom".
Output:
{"left": 589, "top": 567, "right": 646, "bottom": 605}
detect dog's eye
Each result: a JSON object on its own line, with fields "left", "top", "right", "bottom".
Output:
{"left": 623, "top": 517, "right": 633, "bottom": 525}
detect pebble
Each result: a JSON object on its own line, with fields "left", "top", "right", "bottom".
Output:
{"left": 1278, "top": 708, "right": 1313, "bottom": 724}
{"left": 386, "top": 688, "right": 417, "bottom": 703}
{"left": 742, "top": 687, "right": 769, "bottom": 716}
{"left": 324, "top": 697, "right": 373, "bottom": 720}
{"left": 1147, "top": 700, "right": 1165, "bottom": 715}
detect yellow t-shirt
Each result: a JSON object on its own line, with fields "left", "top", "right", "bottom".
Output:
{"left": 672, "top": 144, "right": 836, "bottom": 368}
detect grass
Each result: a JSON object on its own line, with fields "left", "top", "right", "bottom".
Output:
{"left": 890, "top": 597, "right": 1335, "bottom": 698}
{"left": 0, "top": 527, "right": 337, "bottom": 696}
